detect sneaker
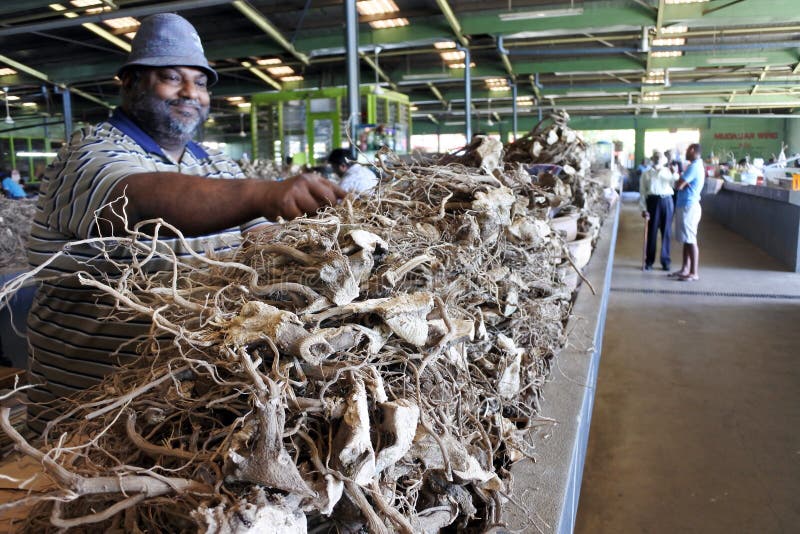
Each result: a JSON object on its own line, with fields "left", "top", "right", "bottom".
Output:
{"left": 644, "top": 264, "right": 653, "bottom": 271}
{"left": 661, "top": 263, "right": 670, "bottom": 271}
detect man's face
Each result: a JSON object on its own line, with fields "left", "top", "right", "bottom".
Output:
{"left": 334, "top": 163, "right": 348, "bottom": 178}
{"left": 686, "top": 146, "right": 696, "bottom": 161}
{"left": 125, "top": 66, "right": 210, "bottom": 143}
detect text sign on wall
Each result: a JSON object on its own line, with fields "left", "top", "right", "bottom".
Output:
{"left": 713, "top": 132, "right": 778, "bottom": 140}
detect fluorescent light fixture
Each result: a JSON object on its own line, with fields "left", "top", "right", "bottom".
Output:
{"left": 440, "top": 50, "right": 465, "bottom": 62}
{"left": 356, "top": 0, "right": 400, "bottom": 16}
{"left": 22, "top": 102, "right": 37, "bottom": 107}
{"left": 444, "top": 121, "right": 465, "bottom": 126}
{"left": 448, "top": 62, "right": 475, "bottom": 69}
{"left": 17, "top": 151, "right": 58, "bottom": 157}
{"left": 124, "top": 31, "right": 137, "bottom": 40}
{"left": 652, "top": 37, "right": 685, "bottom": 46}
{"left": 369, "top": 17, "right": 409, "bottom": 29}
{"left": 0, "top": 68, "right": 16, "bottom": 76}
{"left": 256, "top": 58, "right": 282, "bottom": 65}
{"left": 516, "top": 97, "right": 534, "bottom": 106}
{"left": 49, "top": 3, "right": 67, "bottom": 11}
{"left": 489, "top": 86, "right": 510, "bottom": 92}
{"left": 64, "top": 12, "right": 78, "bottom": 18}
{"left": 4, "top": 95, "right": 19, "bottom": 101}
{"left": 410, "top": 105, "right": 418, "bottom": 111}
{"left": 661, "top": 25, "right": 688, "bottom": 34}
{"left": 642, "top": 93, "right": 661, "bottom": 102}
{"left": 402, "top": 72, "right": 452, "bottom": 81}
{"left": 85, "top": 6, "right": 111, "bottom": 14}
{"left": 651, "top": 51, "right": 683, "bottom": 58}
{"left": 267, "top": 65, "right": 294, "bottom": 76}
{"left": 70, "top": 0, "right": 102, "bottom": 6}
{"left": 434, "top": 41, "right": 456, "bottom": 49}
{"left": 499, "top": 7, "right": 584, "bottom": 21}
{"left": 103, "top": 17, "right": 140, "bottom": 30}
{"left": 237, "top": 102, "right": 251, "bottom": 108}
{"left": 226, "top": 96, "right": 244, "bottom": 102}
{"left": 281, "top": 75, "right": 304, "bottom": 82}
{"left": 707, "top": 57, "right": 767, "bottom": 65}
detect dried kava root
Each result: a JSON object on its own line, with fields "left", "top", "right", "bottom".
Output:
{"left": 0, "top": 111, "right": 612, "bottom": 533}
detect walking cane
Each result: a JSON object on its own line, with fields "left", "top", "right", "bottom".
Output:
{"left": 641, "top": 212, "right": 649, "bottom": 270}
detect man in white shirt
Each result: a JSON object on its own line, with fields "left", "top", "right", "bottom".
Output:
{"left": 328, "top": 148, "right": 378, "bottom": 194}
{"left": 640, "top": 152, "right": 677, "bottom": 270}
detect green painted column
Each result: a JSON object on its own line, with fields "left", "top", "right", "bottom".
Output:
{"left": 633, "top": 120, "right": 645, "bottom": 168}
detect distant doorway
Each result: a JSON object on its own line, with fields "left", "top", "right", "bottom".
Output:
{"left": 644, "top": 129, "right": 701, "bottom": 162}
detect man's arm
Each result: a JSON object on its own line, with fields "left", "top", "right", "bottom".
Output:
{"left": 100, "top": 172, "right": 346, "bottom": 236}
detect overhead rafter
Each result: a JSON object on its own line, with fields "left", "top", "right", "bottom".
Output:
{"left": 427, "top": 82, "right": 448, "bottom": 108}
{"left": 360, "top": 51, "right": 397, "bottom": 91}
{"left": 435, "top": 0, "right": 468, "bottom": 47}
{"left": 240, "top": 61, "right": 281, "bottom": 90}
{"left": 0, "top": 52, "right": 112, "bottom": 109}
{"left": 232, "top": 1, "right": 309, "bottom": 66}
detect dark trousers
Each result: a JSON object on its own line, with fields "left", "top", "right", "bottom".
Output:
{"left": 645, "top": 195, "right": 673, "bottom": 268}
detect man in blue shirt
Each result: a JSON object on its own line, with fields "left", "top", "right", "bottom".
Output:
{"left": 670, "top": 143, "right": 704, "bottom": 281}
{"left": 2, "top": 169, "right": 27, "bottom": 199}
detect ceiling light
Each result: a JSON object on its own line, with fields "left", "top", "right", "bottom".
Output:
{"left": 103, "top": 17, "right": 140, "bottom": 30}
{"left": 651, "top": 51, "right": 683, "bottom": 58}
{"left": 410, "top": 105, "right": 418, "bottom": 111}
{"left": 642, "top": 93, "right": 661, "bottom": 102}
{"left": 49, "top": 3, "right": 67, "bottom": 11}
{"left": 226, "top": 96, "right": 244, "bottom": 102}
{"left": 3, "top": 87, "right": 13, "bottom": 125}
{"left": 434, "top": 41, "right": 456, "bottom": 49}
{"left": 0, "top": 68, "right": 16, "bottom": 76}
{"left": 237, "top": 102, "right": 251, "bottom": 108}
{"left": 4, "top": 95, "right": 19, "bottom": 101}
{"left": 267, "top": 65, "right": 294, "bottom": 76}
{"left": 661, "top": 25, "right": 688, "bottom": 34}
{"left": 369, "top": 17, "right": 409, "bottom": 29}
{"left": 440, "top": 50, "right": 465, "bottom": 62}
{"left": 448, "top": 62, "right": 475, "bottom": 69}
{"left": 281, "top": 75, "right": 304, "bottom": 82}
{"left": 498, "top": 7, "right": 584, "bottom": 21}
{"left": 489, "top": 86, "right": 510, "bottom": 92}
{"left": 70, "top": 0, "right": 102, "bottom": 6}
{"left": 516, "top": 97, "right": 534, "bottom": 106}
{"left": 64, "top": 12, "right": 78, "bottom": 18}
{"left": 85, "top": 6, "right": 111, "bottom": 14}
{"left": 356, "top": 0, "right": 400, "bottom": 16}
{"left": 652, "top": 37, "right": 686, "bottom": 46}
{"left": 124, "top": 31, "right": 137, "bottom": 40}
{"left": 16, "top": 151, "right": 58, "bottom": 157}
{"left": 22, "top": 102, "right": 37, "bottom": 107}
{"left": 256, "top": 58, "right": 282, "bottom": 65}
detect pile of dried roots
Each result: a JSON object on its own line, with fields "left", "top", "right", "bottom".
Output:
{"left": 0, "top": 197, "right": 37, "bottom": 271}
{"left": 239, "top": 158, "right": 285, "bottom": 181}
{"left": 0, "top": 114, "right": 612, "bottom": 533}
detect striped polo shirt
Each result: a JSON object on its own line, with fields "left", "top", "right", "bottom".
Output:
{"left": 26, "top": 108, "right": 263, "bottom": 430}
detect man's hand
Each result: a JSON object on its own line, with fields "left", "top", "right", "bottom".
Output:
{"left": 261, "top": 172, "right": 347, "bottom": 220}
{"left": 642, "top": 211, "right": 649, "bottom": 219}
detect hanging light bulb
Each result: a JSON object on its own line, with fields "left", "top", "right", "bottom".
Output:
{"left": 651, "top": 107, "right": 658, "bottom": 119}
{"left": 239, "top": 113, "right": 247, "bottom": 137}
{"left": 3, "top": 87, "right": 13, "bottom": 125}
{"left": 486, "top": 98, "right": 494, "bottom": 126}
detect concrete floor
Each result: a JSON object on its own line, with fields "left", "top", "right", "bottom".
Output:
{"left": 575, "top": 198, "right": 800, "bottom": 534}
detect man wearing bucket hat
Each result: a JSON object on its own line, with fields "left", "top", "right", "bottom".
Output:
{"left": 24, "top": 13, "right": 345, "bottom": 431}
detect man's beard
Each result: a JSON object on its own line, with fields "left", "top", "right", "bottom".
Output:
{"left": 126, "top": 90, "right": 209, "bottom": 146}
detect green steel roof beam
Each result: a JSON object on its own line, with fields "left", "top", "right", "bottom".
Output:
{"left": 435, "top": 0, "right": 468, "bottom": 47}
{"left": 240, "top": 60, "right": 281, "bottom": 90}
{"left": 427, "top": 83, "right": 448, "bottom": 108}
{"left": 360, "top": 51, "right": 397, "bottom": 91}
{"left": 496, "top": 36, "right": 514, "bottom": 79}
{"left": 0, "top": 53, "right": 112, "bottom": 109}
{"left": 232, "top": 0, "right": 310, "bottom": 66}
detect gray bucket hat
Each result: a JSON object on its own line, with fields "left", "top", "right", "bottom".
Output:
{"left": 118, "top": 13, "right": 218, "bottom": 85}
